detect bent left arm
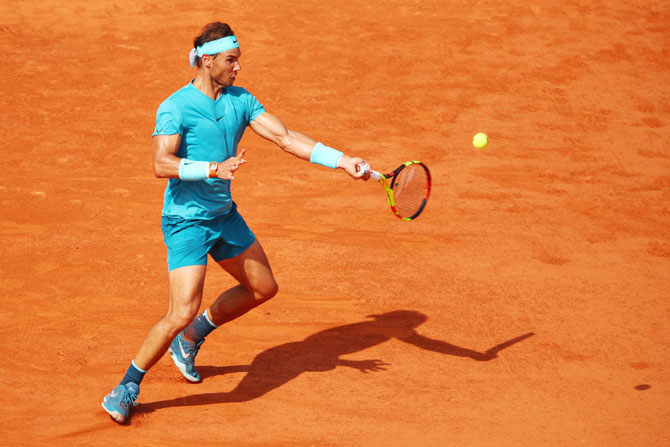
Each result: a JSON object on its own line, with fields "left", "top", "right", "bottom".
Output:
{"left": 249, "top": 112, "right": 369, "bottom": 180}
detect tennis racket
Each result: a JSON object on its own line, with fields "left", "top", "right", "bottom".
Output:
{"left": 364, "top": 161, "right": 431, "bottom": 221}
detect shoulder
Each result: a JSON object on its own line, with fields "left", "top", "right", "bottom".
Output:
{"left": 156, "top": 83, "right": 196, "bottom": 117}
{"left": 226, "top": 86, "right": 257, "bottom": 99}
{"left": 160, "top": 83, "right": 193, "bottom": 107}
{"left": 226, "top": 86, "right": 264, "bottom": 114}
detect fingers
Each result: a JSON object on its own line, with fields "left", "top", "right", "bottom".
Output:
{"left": 216, "top": 149, "right": 248, "bottom": 180}
{"left": 353, "top": 159, "right": 371, "bottom": 180}
{"left": 232, "top": 148, "right": 247, "bottom": 166}
{"left": 356, "top": 161, "right": 371, "bottom": 180}
{"left": 222, "top": 161, "right": 243, "bottom": 180}
{"left": 337, "top": 155, "right": 371, "bottom": 180}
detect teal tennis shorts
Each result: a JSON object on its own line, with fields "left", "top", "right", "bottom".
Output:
{"left": 161, "top": 203, "right": 256, "bottom": 271}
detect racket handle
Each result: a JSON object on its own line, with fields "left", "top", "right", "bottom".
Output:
{"left": 357, "top": 162, "right": 381, "bottom": 180}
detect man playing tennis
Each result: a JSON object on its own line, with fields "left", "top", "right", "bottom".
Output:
{"left": 102, "top": 21, "right": 370, "bottom": 423}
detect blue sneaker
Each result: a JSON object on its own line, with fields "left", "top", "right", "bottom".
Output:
{"left": 168, "top": 333, "right": 203, "bottom": 383}
{"left": 101, "top": 382, "right": 139, "bottom": 423}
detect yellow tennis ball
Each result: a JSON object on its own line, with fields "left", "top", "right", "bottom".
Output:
{"left": 473, "top": 132, "right": 488, "bottom": 149}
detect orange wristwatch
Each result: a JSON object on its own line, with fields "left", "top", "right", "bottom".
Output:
{"left": 208, "top": 162, "right": 218, "bottom": 178}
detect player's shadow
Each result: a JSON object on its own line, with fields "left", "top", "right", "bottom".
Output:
{"left": 139, "top": 310, "right": 533, "bottom": 412}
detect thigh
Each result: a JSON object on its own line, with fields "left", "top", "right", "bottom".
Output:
{"left": 167, "top": 264, "right": 207, "bottom": 321}
{"left": 217, "top": 239, "right": 277, "bottom": 296}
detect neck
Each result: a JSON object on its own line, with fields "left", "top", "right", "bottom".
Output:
{"left": 193, "top": 70, "right": 224, "bottom": 100}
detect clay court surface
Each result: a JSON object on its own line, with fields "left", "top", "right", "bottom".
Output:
{"left": 1, "top": 0, "right": 669, "bottom": 445}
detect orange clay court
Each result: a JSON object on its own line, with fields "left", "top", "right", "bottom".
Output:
{"left": 0, "top": 1, "right": 669, "bottom": 446}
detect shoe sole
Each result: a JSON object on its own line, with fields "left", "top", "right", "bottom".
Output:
{"left": 168, "top": 347, "right": 202, "bottom": 383}
{"left": 101, "top": 400, "right": 125, "bottom": 424}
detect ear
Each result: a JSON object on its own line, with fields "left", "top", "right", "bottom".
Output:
{"left": 201, "top": 53, "right": 212, "bottom": 68}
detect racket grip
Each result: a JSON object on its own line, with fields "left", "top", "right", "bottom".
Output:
{"left": 369, "top": 170, "right": 382, "bottom": 180}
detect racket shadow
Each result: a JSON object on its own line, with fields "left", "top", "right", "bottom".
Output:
{"left": 138, "top": 310, "right": 533, "bottom": 413}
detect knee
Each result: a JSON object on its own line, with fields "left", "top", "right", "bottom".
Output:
{"left": 165, "top": 306, "right": 199, "bottom": 332}
{"left": 252, "top": 279, "right": 278, "bottom": 303}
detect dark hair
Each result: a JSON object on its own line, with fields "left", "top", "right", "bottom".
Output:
{"left": 193, "top": 21, "right": 234, "bottom": 68}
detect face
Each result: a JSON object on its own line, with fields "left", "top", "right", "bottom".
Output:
{"left": 204, "top": 48, "right": 241, "bottom": 88}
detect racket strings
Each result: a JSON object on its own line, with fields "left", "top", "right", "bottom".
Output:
{"left": 392, "top": 165, "right": 428, "bottom": 217}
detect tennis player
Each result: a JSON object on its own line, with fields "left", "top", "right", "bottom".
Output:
{"left": 102, "top": 21, "right": 370, "bottom": 423}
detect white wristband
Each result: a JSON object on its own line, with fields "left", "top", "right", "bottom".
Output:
{"left": 178, "top": 159, "right": 210, "bottom": 181}
{"left": 310, "top": 142, "right": 343, "bottom": 169}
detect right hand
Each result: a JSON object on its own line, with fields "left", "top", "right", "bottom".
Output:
{"left": 337, "top": 155, "right": 371, "bottom": 181}
{"left": 216, "top": 148, "right": 247, "bottom": 180}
